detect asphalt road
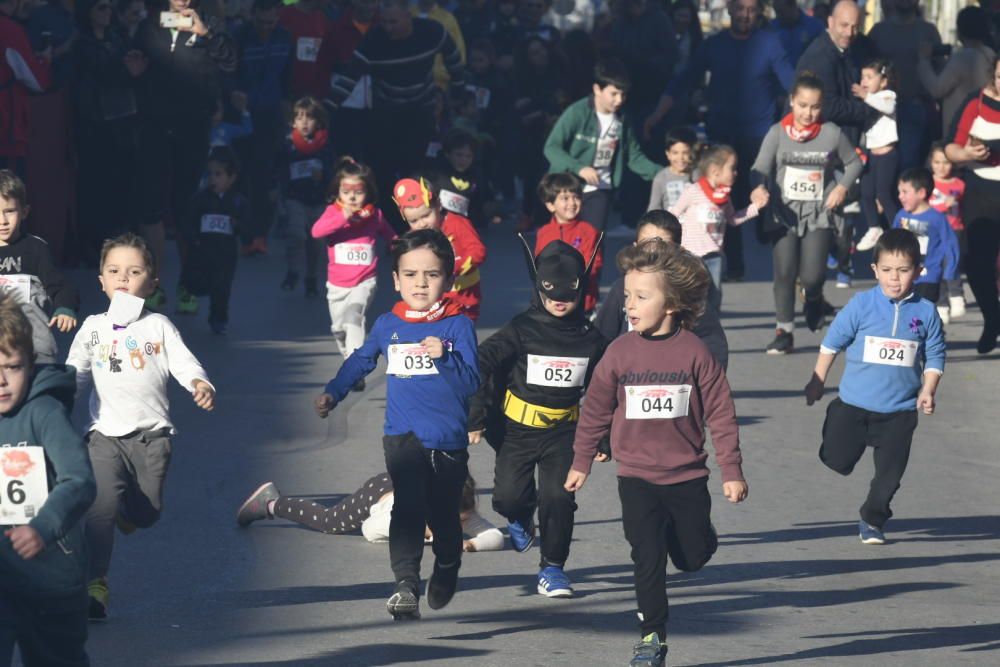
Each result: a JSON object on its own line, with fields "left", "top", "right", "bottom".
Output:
{"left": 63, "top": 220, "right": 999, "bottom": 667}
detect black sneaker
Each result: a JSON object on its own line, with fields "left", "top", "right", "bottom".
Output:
{"left": 630, "top": 633, "right": 667, "bottom": 666}
{"left": 426, "top": 560, "right": 460, "bottom": 610}
{"left": 804, "top": 298, "right": 825, "bottom": 332}
{"left": 387, "top": 580, "right": 421, "bottom": 620}
{"left": 352, "top": 378, "right": 366, "bottom": 392}
{"left": 822, "top": 298, "right": 837, "bottom": 317}
{"left": 281, "top": 272, "right": 299, "bottom": 291}
{"left": 977, "top": 323, "right": 999, "bottom": 354}
{"left": 236, "top": 482, "right": 280, "bottom": 527}
{"left": 765, "top": 329, "right": 794, "bottom": 355}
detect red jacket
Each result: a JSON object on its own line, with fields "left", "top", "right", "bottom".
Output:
{"left": 441, "top": 212, "right": 486, "bottom": 320}
{"left": 534, "top": 218, "right": 603, "bottom": 313}
{"left": 0, "top": 15, "right": 50, "bottom": 157}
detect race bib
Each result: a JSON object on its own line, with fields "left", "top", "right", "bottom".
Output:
{"left": 334, "top": 242, "right": 374, "bottom": 266}
{"left": 917, "top": 234, "right": 929, "bottom": 256}
{"left": 0, "top": 447, "right": 49, "bottom": 525}
{"left": 665, "top": 180, "right": 686, "bottom": 207}
{"left": 386, "top": 343, "right": 438, "bottom": 376}
{"left": 473, "top": 86, "right": 491, "bottom": 109}
{"left": 525, "top": 354, "right": 589, "bottom": 388}
{"left": 296, "top": 37, "right": 320, "bottom": 62}
{"left": 783, "top": 166, "right": 824, "bottom": 202}
{"left": 862, "top": 336, "right": 917, "bottom": 367}
{"left": 696, "top": 204, "right": 725, "bottom": 227}
{"left": 624, "top": 385, "right": 692, "bottom": 420}
{"left": 200, "top": 214, "right": 234, "bottom": 235}
{"left": 593, "top": 118, "right": 621, "bottom": 169}
{"left": 290, "top": 159, "right": 322, "bottom": 181}
{"left": 439, "top": 189, "right": 470, "bottom": 217}
{"left": 0, "top": 274, "right": 31, "bottom": 304}
{"left": 425, "top": 141, "right": 442, "bottom": 158}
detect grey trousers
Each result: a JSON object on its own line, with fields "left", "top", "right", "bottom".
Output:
{"left": 84, "top": 429, "right": 172, "bottom": 579}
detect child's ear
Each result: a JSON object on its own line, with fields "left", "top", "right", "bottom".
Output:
{"left": 392, "top": 271, "right": 401, "bottom": 292}
{"left": 544, "top": 201, "right": 557, "bottom": 213}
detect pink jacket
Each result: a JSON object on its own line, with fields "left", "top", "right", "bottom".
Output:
{"left": 311, "top": 203, "right": 397, "bottom": 287}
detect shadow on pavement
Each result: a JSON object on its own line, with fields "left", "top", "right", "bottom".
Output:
{"left": 720, "top": 515, "right": 1000, "bottom": 546}
{"left": 174, "top": 643, "right": 492, "bottom": 666}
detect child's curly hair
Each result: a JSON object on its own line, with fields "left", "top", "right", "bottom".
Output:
{"left": 616, "top": 238, "right": 709, "bottom": 330}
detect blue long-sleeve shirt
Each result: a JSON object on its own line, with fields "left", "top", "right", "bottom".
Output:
{"left": 666, "top": 28, "right": 794, "bottom": 140}
{"left": 325, "top": 312, "right": 480, "bottom": 450}
{"left": 821, "top": 287, "right": 945, "bottom": 413}
{"left": 892, "top": 208, "right": 960, "bottom": 285}
{"left": 769, "top": 11, "right": 823, "bottom": 66}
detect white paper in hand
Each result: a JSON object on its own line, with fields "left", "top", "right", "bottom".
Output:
{"left": 109, "top": 291, "right": 145, "bottom": 328}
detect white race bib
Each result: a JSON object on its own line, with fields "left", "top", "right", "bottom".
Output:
{"left": 296, "top": 36, "right": 320, "bottom": 62}
{"left": 0, "top": 447, "right": 49, "bottom": 525}
{"left": 917, "top": 234, "right": 929, "bottom": 256}
{"left": 525, "top": 354, "right": 589, "bottom": 388}
{"left": 334, "top": 242, "right": 374, "bottom": 266}
{"left": 696, "top": 204, "right": 725, "bottom": 227}
{"left": 783, "top": 166, "right": 824, "bottom": 202}
{"left": 624, "top": 385, "right": 692, "bottom": 420}
{"left": 665, "top": 180, "right": 686, "bottom": 207}
{"left": 0, "top": 274, "right": 31, "bottom": 304}
{"left": 439, "top": 189, "right": 470, "bottom": 217}
{"left": 862, "top": 336, "right": 917, "bottom": 367}
{"left": 200, "top": 214, "right": 234, "bottom": 235}
{"left": 290, "top": 159, "right": 322, "bottom": 181}
{"left": 386, "top": 344, "right": 438, "bottom": 376}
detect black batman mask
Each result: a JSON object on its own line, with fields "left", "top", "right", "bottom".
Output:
{"left": 518, "top": 233, "right": 603, "bottom": 305}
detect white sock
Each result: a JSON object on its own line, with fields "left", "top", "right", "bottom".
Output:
{"left": 777, "top": 321, "right": 795, "bottom": 333}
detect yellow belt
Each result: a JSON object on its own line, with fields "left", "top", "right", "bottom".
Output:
{"left": 503, "top": 390, "right": 579, "bottom": 428}
{"left": 453, "top": 268, "right": 481, "bottom": 292}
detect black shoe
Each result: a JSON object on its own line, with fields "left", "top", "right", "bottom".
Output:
{"left": 977, "top": 323, "right": 1000, "bottom": 354}
{"left": 352, "top": 378, "right": 366, "bottom": 392}
{"left": 304, "top": 276, "right": 318, "bottom": 298}
{"left": 387, "top": 580, "right": 420, "bottom": 620}
{"left": 426, "top": 560, "right": 460, "bottom": 610}
{"left": 281, "top": 272, "right": 299, "bottom": 291}
{"left": 766, "top": 329, "right": 794, "bottom": 355}
{"left": 630, "top": 633, "right": 667, "bottom": 666}
{"left": 804, "top": 298, "right": 825, "bottom": 332}
{"left": 822, "top": 298, "right": 837, "bottom": 317}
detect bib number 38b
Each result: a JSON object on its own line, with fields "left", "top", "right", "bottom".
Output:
{"left": 624, "top": 385, "right": 692, "bottom": 420}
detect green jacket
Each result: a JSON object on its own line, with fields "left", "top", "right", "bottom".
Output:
{"left": 0, "top": 365, "right": 95, "bottom": 602}
{"left": 543, "top": 97, "right": 663, "bottom": 188}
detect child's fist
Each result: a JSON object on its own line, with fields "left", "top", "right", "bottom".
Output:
{"left": 804, "top": 376, "right": 825, "bottom": 406}
{"left": 49, "top": 314, "right": 77, "bottom": 332}
{"left": 420, "top": 336, "right": 445, "bottom": 359}
{"left": 192, "top": 380, "right": 215, "bottom": 411}
{"left": 917, "top": 391, "right": 935, "bottom": 415}
{"left": 468, "top": 430, "right": 484, "bottom": 445}
{"left": 315, "top": 392, "right": 336, "bottom": 418}
{"left": 723, "top": 480, "right": 748, "bottom": 503}
{"left": 5, "top": 526, "right": 44, "bottom": 559}
{"left": 564, "top": 469, "right": 588, "bottom": 492}
{"left": 463, "top": 539, "right": 477, "bottom": 552}
{"left": 750, "top": 185, "right": 770, "bottom": 209}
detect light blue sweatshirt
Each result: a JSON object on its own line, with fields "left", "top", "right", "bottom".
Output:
{"left": 821, "top": 287, "right": 945, "bottom": 413}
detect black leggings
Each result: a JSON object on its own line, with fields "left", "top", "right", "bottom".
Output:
{"left": 272, "top": 473, "right": 393, "bottom": 534}
{"left": 771, "top": 226, "right": 834, "bottom": 325}
{"left": 860, "top": 149, "right": 900, "bottom": 231}
{"left": 962, "top": 175, "right": 1000, "bottom": 330}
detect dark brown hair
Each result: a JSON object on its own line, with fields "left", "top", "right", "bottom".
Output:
{"left": 100, "top": 233, "right": 157, "bottom": 279}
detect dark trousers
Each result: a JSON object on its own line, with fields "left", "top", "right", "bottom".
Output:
{"left": 77, "top": 118, "right": 140, "bottom": 257}
{"left": 137, "top": 118, "right": 210, "bottom": 226}
{"left": 962, "top": 176, "right": 1000, "bottom": 331}
{"left": 0, "top": 593, "right": 89, "bottom": 667}
{"left": 618, "top": 475, "right": 717, "bottom": 641}
{"left": 722, "top": 133, "right": 764, "bottom": 278}
{"left": 580, "top": 188, "right": 612, "bottom": 232}
{"left": 914, "top": 281, "right": 940, "bottom": 304}
{"left": 180, "top": 235, "right": 238, "bottom": 326}
{"left": 242, "top": 109, "right": 284, "bottom": 241}
{"left": 367, "top": 106, "right": 435, "bottom": 230}
{"left": 860, "top": 149, "right": 900, "bottom": 231}
{"left": 771, "top": 226, "right": 834, "bottom": 324}
{"left": 492, "top": 422, "right": 577, "bottom": 568}
{"left": 819, "top": 397, "right": 918, "bottom": 528}
{"left": 383, "top": 433, "right": 468, "bottom": 586}
{"left": 274, "top": 473, "right": 393, "bottom": 534}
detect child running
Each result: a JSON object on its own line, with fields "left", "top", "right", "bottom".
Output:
{"left": 467, "top": 236, "right": 607, "bottom": 598}
{"left": 670, "top": 144, "right": 768, "bottom": 307}
{"left": 393, "top": 178, "right": 487, "bottom": 320}
{"left": 805, "top": 228, "right": 945, "bottom": 544}
{"left": 927, "top": 143, "right": 967, "bottom": 323}
{"left": 314, "top": 229, "right": 479, "bottom": 620}
{"left": 565, "top": 238, "right": 746, "bottom": 667}
{"left": 751, "top": 73, "right": 863, "bottom": 353}
{"left": 533, "top": 173, "right": 603, "bottom": 314}
{"left": 0, "top": 294, "right": 95, "bottom": 666}
{"left": 647, "top": 127, "right": 697, "bottom": 212}
{"left": 855, "top": 59, "right": 900, "bottom": 252}
{"left": 66, "top": 233, "right": 216, "bottom": 620}
{"left": 311, "top": 157, "right": 396, "bottom": 384}
{"left": 177, "top": 147, "right": 250, "bottom": 334}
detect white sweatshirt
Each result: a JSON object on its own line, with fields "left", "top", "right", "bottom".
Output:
{"left": 361, "top": 495, "right": 505, "bottom": 552}
{"left": 65, "top": 311, "right": 213, "bottom": 437}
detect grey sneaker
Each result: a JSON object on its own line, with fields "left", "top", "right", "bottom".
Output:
{"left": 859, "top": 519, "right": 886, "bottom": 545}
{"left": 236, "top": 482, "right": 280, "bottom": 527}
{"left": 387, "top": 580, "right": 421, "bottom": 620}
{"left": 630, "top": 633, "right": 667, "bottom": 666}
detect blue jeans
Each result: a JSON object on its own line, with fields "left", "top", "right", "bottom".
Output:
{"left": 703, "top": 253, "right": 723, "bottom": 312}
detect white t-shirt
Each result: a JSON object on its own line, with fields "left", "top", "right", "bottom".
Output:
{"left": 362, "top": 495, "right": 505, "bottom": 551}
{"left": 66, "top": 311, "right": 213, "bottom": 437}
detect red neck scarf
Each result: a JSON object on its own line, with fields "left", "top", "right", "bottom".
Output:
{"left": 698, "top": 177, "right": 731, "bottom": 206}
{"left": 780, "top": 113, "right": 821, "bottom": 143}
{"left": 391, "top": 297, "right": 465, "bottom": 323}
{"left": 291, "top": 128, "right": 329, "bottom": 155}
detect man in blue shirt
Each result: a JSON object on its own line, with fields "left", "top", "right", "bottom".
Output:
{"left": 771, "top": 0, "right": 823, "bottom": 66}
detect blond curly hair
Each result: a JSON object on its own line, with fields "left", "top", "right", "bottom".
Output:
{"left": 616, "top": 238, "right": 710, "bottom": 330}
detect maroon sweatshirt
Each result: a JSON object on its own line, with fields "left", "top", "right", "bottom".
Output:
{"left": 572, "top": 329, "right": 744, "bottom": 484}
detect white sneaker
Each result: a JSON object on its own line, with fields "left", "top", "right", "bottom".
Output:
{"left": 856, "top": 227, "right": 884, "bottom": 251}
{"left": 937, "top": 305, "right": 950, "bottom": 325}
{"left": 949, "top": 295, "right": 966, "bottom": 318}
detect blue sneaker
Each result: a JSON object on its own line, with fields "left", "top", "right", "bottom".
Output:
{"left": 836, "top": 272, "right": 853, "bottom": 288}
{"left": 537, "top": 566, "right": 573, "bottom": 598}
{"left": 826, "top": 254, "right": 839, "bottom": 270}
{"left": 859, "top": 519, "right": 885, "bottom": 545}
{"left": 630, "top": 633, "right": 667, "bottom": 666}
{"left": 507, "top": 517, "right": 535, "bottom": 553}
